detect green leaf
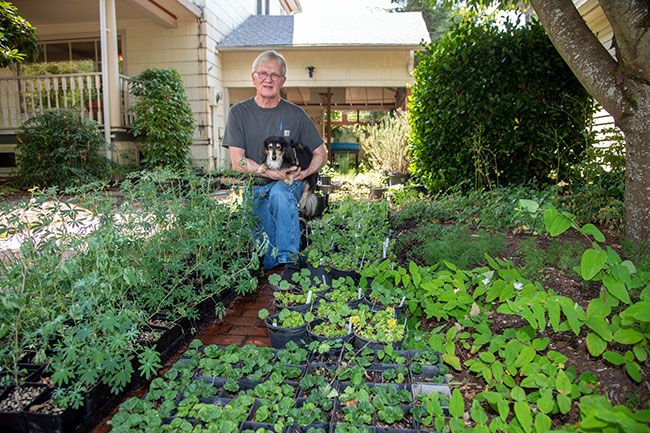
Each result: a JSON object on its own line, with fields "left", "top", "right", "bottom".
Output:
{"left": 556, "top": 394, "right": 572, "bottom": 414}
{"left": 547, "top": 301, "right": 561, "bottom": 331}
{"left": 534, "top": 413, "right": 552, "bottom": 433}
{"left": 633, "top": 345, "right": 648, "bottom": 362}
{"left": 511, "top": 386, "right": 526, "bottom": 402}
{"left": 581, "top": 223, "right": 605, "bottom": 242}
{"left": 585, "top": 316, "right": 613, "bottom": 341}
{"left": 536, "top": 389, "right": 554, "bottom": 414}
{"left": 555, "top": 370, "right": 572, "bottom": 395}
{"left": 443, "top": 353, "right": 462, "bottom": 371}
{"left": 621, "top": 301, "right": 650, "bottom": 322}
{"left": 449, "top": 388, "right": 464, "bottom": 418}
{"left": 470, "top": 400, "right": 488, "bottom": 424}
{"left": 544, "top": 207, "right": 572, "bottom": 237}
{"left": 614, "top": 328, "right": 644, "bottom": 345}
{"left": 625, "top": 361, "right": 642, "bottom": 382}
{"left": 586, "top": 332, "right": 607, "bottom": 356}
{"left": 603, "top": 274, "right": 631, "bottom": 304}
{"left": 581, "top": 248, "right": 607, "bottom": 280}
{"left": 515, "top": 346, "right": 536, "bottom": 368}
{"left": 514, "top": 400, "right": 533, "bottom": 433}
{"left": 603, "top": 351, "right": 627, "bottom": 366}
{"left": 531, "top": 337, "right": 549, "bottom": 351}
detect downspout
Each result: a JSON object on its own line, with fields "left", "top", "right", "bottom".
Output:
{"left": 197, "top": 9, "right": 215, "bottom": 171}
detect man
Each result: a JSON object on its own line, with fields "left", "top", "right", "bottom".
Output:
{"left": 223, "top": 50, "right": 327, "bottom": 275}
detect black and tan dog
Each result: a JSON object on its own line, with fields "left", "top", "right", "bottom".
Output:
{"left": 258, "top": 135, "right": 319, "bottom": 217}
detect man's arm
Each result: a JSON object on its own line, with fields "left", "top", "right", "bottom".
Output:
{"left": 227, "top": 146, "right": 292, "bottom": 181}
{"left": 294, "top": 143, "right": 328, "bottom": 181}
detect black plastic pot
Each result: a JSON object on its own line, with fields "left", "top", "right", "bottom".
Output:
{"left": 328, "top": 268, "right": 360, "bottom": 284}
{"left": 0, "top": 384, "right": 49, "bottom": 433}
{"left": 82, "top": 382, "right": 113, "bottom": 419}
{"left": 369, "top": 186, "right": 387, "bottom": 200}
{"left": 24, "top": 389, "right": 84, "bottom": 433}
{"left": 387, "top": 172, "right": 409, "bottom": 186}
{"left": 319, "top": 174, "right": 332, "bottom": 186}
{"left": 264, "top": 314, "right": 309, "bottom": 349}
{"left": 272, "top": 300, "right": 315, "bottom": 314}
{"left": 352, "top": 331, "right": 402, "bottom": 352}
{"left": 306, "top": 319, "right": 353, "bottom": 344}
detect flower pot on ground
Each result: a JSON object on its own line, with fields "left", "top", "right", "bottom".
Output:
{"left": 0, "top": 384, "right": 49, "bottom": 433}
{"left": 260, "top": 309, "right": 312, "bottom": 349}
{"left": 306, "top": 319, "right": 353, "bottom": 345}
{"left": 369, "top": 186, "right": 387, "bottom": 200}
{"left": 387, "top": 172, "right": 409, "bottom": 186}
{"left": 351, "top": 312, "right": 404, "bottom": 351}
{"left": 24, "top": 388, "right": 85, "bottom": 433}
{"left": 319, "top": 174, "right": 332, "bottom": 186}
{"left": 273, "top": 291, "right": 316, "bottom": 314}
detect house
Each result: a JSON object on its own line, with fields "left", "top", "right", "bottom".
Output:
{"left": 0, "top": 0, "right": 429, "bottom": 174}
{"left": 575, "top": 0, "right": 619, "bottom": 146}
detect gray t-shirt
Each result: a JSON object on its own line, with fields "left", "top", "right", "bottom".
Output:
{"left": 222, "top": 97, "right": 324, "bottom": 164}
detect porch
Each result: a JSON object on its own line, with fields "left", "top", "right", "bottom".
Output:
{"left": 0, "top": 72, "right": 135, "bottom": 132}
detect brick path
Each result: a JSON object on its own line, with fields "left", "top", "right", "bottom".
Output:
{"left": 196, "top": 282, "right": 274, "bottom": 347}
{"left": 90, "top": 278, "right": 275, "bottom": 432}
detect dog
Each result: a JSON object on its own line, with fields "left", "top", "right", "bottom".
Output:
{"left": 258, "top": 136, "right": 319, "bottom": 217}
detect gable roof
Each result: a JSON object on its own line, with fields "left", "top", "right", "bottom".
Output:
{"left": 218, "top": 11, "right": 430, "bottom": 50}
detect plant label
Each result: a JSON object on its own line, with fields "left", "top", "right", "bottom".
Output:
{"left": 399, "top": 296, "right": 406, "bottom": 307}
{"left": 322, "top": 275, "right": 327, "bottom": 285}
{"left": 306, "top": 291, "right": 313, "bottom": 304}
{"left": 358, "top": 287, "right": 363, "bottom": 300}
{"left": 347, "top": 321, "right": 353, "bottom": 333}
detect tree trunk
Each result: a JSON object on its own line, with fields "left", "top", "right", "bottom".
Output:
{"left": 530, "top": 0, "right": 650, "bottom": 243}
{"left": 621, "top": 85, "right": 650, "bottom": 243}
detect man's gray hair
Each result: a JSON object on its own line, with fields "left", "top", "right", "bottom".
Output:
{"left": 252, "top": 50, "right": 287, "bottom": 76}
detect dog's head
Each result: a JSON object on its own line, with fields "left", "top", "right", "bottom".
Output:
{"left": 262, "top": 136, "right": 290, "bottom": 169}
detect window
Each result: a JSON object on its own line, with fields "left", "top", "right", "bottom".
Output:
{"left": 22, "top": 38, "right": 123, "bottom": 75}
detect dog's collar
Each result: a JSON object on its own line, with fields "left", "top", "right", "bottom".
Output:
{"left": 291, "top": 147, "right": 298, "bottom": 165}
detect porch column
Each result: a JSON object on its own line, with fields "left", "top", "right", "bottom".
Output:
{"left": 99, "top": 0, "right": 120, "bottom": 160}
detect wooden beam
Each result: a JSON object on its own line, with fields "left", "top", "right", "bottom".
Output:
{"left": 124, "top": 0, "right": 177, "bottom": 28}
{"left": 325, "top": 87, "right": 332, "bottom": 163}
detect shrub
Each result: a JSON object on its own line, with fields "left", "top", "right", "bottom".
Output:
{"left": 16, "top": 109, "right": 109, "bottom": 187}
{"left": 409, "top": 15, "right": 594, "bottom": 191}
{"left": 130, "top": 68, "right": 195, "bottom": 169}
{"left": 354, "top": 109, "right": 411, "bottom": 174}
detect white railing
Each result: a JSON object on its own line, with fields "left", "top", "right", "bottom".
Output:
{"left": 0, "top": 73, "right": 134, "bottom": 131}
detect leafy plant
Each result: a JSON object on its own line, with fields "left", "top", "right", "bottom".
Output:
{"left": 16, "top": 109, "right": 110, "bottom": 188}
{"left": 130, "top": 68, "right": 195, "bottom": 169}
{"left": 352, "top": 109, "right": 411, "bottom": 174}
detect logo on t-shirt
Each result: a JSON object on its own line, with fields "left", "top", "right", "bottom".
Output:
{"left": 283, "top": 130, "right": 290, "bottom": 137}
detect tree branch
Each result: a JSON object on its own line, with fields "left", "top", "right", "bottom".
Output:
{"left": 529, "top": 0, "right": 628, "bottom": 120}
{"left": 599, "top": 0, "right": 650, "bottom": 83}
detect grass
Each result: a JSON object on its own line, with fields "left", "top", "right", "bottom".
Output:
{"left": 395, "top": 223, "right": 506, "bottom": 269}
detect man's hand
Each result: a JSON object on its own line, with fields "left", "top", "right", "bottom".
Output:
{"left": 293, "top": 166, "right": 311, "bottom": 181}
{"left": 264, "top": 166, "right": 299, "bottom": 181}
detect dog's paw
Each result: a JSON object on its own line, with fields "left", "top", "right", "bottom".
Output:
{"left": 284, "top": 174, "right": 294, "bottom": 185}
{"left": 258, "top": 163, "right": 268, "bottom": 173}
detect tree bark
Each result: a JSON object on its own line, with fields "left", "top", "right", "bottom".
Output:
{"left": 530, "top": 0, "right": 650, "bottom": 243}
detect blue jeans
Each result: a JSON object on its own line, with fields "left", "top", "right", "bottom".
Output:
{"left": 252, "top": 180, "right": 304, "bottom": 269}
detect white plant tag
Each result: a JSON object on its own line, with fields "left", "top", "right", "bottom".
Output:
{"left": 273, "top": 320, "right": 278, "bottom": 327}
{"left": 382, "top": 237, "right": 390, "bottom": 259}
{"left": 399, "top": 296, "right": 406, "bottom": 307}
{"left": 322, "top": 275, "right": 327, "bottom": 285}
{"left": 306, "top": 290, "right": 313, "bottom": 304}
{"left": 347, "top": 321, "right": 353, "bottom": 333}
{"left": 358, "top": 287, "right": 363, "bottom": 299}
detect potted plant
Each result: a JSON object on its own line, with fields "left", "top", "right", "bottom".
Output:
{"left": 260, "top": 309, "right": 313, "bottom": 349}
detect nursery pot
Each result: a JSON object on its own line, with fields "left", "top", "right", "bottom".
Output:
{"left": 319, "top": 174, "right": 332, "bottom": 186}
{"left": 307, "top": 319, "right": 353, "bottom": 344}
{"left": 24, "top": 389, "right": 84, "bottom": 433}
{"left": 370, "top": 186, "right": 387, "bottom": 200}
{"left": 362, "top": 296, "right": 404, "bottom": 316}
{"left": 388, "top": 172, "right": 409, "bottom": 186}
{"left": 264, "top": 314, "right": 308, "bottom": 349}
{"left": 353, "top": 330, "right": 402, "bottom": 352}
{"left": 328, "top": 268, "right": 361, "bottom": 283}
{"left": 272, "top": 299, "right": 315, "bottom": 314}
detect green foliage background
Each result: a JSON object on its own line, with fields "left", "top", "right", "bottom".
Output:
{"left": 409, "top": 16, "right": 593, "bottom": 191}
{"left": 16, "top": 109, "right": 109, "bottom": 187}
{"left": 130, "top": 68, "right": 195, "bottom": 169}
{"left": 0, "top": 1, "right": 38, "bottom": 68}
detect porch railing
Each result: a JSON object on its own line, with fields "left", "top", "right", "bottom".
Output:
{"left": 0, "top": 72, "right": 134, "bottom": 131}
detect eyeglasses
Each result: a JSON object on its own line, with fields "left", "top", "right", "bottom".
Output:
{"left": 254, "top": 71, "right": 285, "bottom": 81}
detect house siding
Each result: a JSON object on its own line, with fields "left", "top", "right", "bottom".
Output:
{"left": 576, "top": 0, "right": 619, "bottom": 147}
{"left": 222, "top": 49, "right": 414, "bottom": 88}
